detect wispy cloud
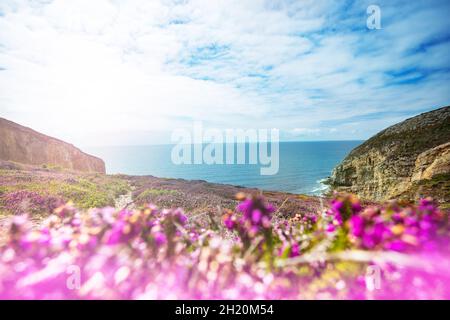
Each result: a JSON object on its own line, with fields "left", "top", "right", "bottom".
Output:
{"left": 0, "top": 0, "right": 449, "bottom": 145}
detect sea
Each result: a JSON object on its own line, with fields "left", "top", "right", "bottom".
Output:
{"left": 85, "top": 141, "right": 362, "bottom": 195}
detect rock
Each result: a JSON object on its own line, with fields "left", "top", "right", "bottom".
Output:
{"left": 0, "top": 117, "right": 105, "bottom": 173}
{"left": 328, "top": 106, "right": 450, "bottom": 202}
{"left": 412, "top": 142, "right": 450, "bottom": 181}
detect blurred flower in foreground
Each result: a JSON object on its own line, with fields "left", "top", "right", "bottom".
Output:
{"left": 0, "top": 193, "right": 448, "bottom": 299}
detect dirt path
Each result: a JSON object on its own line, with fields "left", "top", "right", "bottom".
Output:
{"left": 115, "top": 191, "right": 135, "bottom": 210}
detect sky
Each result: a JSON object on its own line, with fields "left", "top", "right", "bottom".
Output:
{"left": 0, "top": 0, "right": 449, "bottom": 146}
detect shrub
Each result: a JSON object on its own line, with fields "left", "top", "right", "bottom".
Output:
{"left": 2, "top": 190, "right": 64, "bottom": 215}
{"left": 135, "top": 188, "right": 180, "bottom": 205}
{"left": 58, "top": 183, "right": 111, "bottom": 209}
{"left": 0, "top": 193, "right": 448, "bottom": 299}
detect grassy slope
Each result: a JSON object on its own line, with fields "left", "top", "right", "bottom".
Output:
{"left": 0, "top": 161, "right": 130, "bottom": 217}
{"left": 0, "top": 161, "right": 327, "bottom": 221}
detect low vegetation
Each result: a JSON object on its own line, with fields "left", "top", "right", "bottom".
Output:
{"left": 0, "top": 168, "right": 130, "bottom": 215}
{"left": 0, "top": 164, "right": 448, "bottom": 299}
{"left": 0, "top": 192, "right": 448, "bottom": 299}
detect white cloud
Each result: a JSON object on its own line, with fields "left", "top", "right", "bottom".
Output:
{"left": 0, "top": 0, "right": 449, "bottom": 146}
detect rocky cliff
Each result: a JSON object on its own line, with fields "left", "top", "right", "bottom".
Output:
{"left": 0, "top": 117, "right": 105, "bottom": 173}
{"left": 328, "top": 106, "right": 450, "bottom": 204}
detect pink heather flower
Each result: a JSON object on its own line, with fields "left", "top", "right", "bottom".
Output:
{"left": 362, "top": 233, "right": 377, "bottom": 249}
{"left": 189, "top": 232, "right": 199, "bottom": 242}
{"left": 331, "top": 200, "right": 343, "bottom": 213}
{"left": 349, "top": 215, "right": 364, "bottom": 237}
{"left": 232, "top": 195, "right": 276, "bottom": 244}
{"left": 334, "top": 212, "right": 343, "bottom": 225}
{"left": 248, "top": 225, "right": 259, "bottom": 237}
{"left": 385, "top": 240, "right": 407, "bottom": 251}
{"left": 178, "top": 213, "right": 188, "bottom": 225}
{"left": 351, "top": 202, "right": 362, "bottom": 213}
{"left": 290, "top": 243, "right": 300, "bottom": 257}
{"left": 262, "top": 216, "right": 271, "bottom": 229}
{"left": 153, "top": 232, "right": 167, "bottom": 246}
{"left": 278, "top": 242, "right": 301, "bottom": 258}
{"left": 418, "top": 198, "right": 435, "bottom": 212}
{"left": 237, "top": 199, "right": 253, "bottom": 217}
{"left": 419, "top": 219, "right": 433, "bottom": 232}
{"left": 373, "top": 222, "right": 387, "bottom": 240}
{"left": 222, "top": 212, "right": 236, "bottom": 230}
{"left": 329, "top": 193, "right": 362, "bottom": 223}
{"left": 252, "top": 209, "right": 262, "bottom": 223}
{"left": 347, "top": 197, "right": 445, "bottom": 252}
{"left": 0, "top": 193, "right": 448, "bottom": 300}
{"left": 105, "top": 220, "right": 129, "bottom": 245}
{"left": 224, "top": 218, "right": 235, "bottom": 230}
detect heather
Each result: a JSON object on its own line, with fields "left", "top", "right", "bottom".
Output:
{"left": 129, "top": 175, "right": 325, "bottom": 215}
{"left": 0, "top": 168, "right": 130, "bottom": 217}
{"left": 135, "top": 188, "right": 183, "bottom": 207}
{"left": 0, "top": 192, "right": 448, "bottom": 299}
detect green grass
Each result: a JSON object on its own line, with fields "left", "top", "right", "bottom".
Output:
{"left": 57, "top": 176, "right": 130, "bottom": 209}
{"left": 0, "top": 170, "right": 131, "bottom": 212}
{"left": 419, "top": 173, "right": 450, "bottom": 186}
{"left": 58, "top": 182, "right": 110, "bottom": 209}
{"left": 0, "top": 185, "right": 12, "bottom": 196}
{"left": 61, "top": 176, "right": 130, "bottom": 209}
{"left": 41, "top": 164, "right": 64, "bottom": 171}
{"left": 136, "top": 188, "right": 180, "bottom": 201}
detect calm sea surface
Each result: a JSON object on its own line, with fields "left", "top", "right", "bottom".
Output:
{"left": 86, "top": 141, "right": 362, "bottom": 195}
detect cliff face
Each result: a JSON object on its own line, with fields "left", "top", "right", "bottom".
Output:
{"left": 328, "top": 106, "right": 450, "bottom": 203}
{"left": 0, "top": 118, "right": 105, "bottom": 173}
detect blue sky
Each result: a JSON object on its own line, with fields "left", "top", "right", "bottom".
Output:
{"left": 0, "top": 0, "right": 449, "bottom": 146}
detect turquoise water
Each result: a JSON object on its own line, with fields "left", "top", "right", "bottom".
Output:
{"left": 86, "top": 141, "right": 362, "bottom": 195}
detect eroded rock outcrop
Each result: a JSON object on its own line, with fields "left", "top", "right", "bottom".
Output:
{"left": 0, "top": 117, "right": 105, "bottom": 173}
{"left": 412, "top": 142, "right": 450, "bottom": 181}
{"left": 328, "top": 106, "right": 450, "bottom": 203}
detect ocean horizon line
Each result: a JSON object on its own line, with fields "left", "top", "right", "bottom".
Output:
{"left": 82, "top": 139, "right": 366, "bottom": 149}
